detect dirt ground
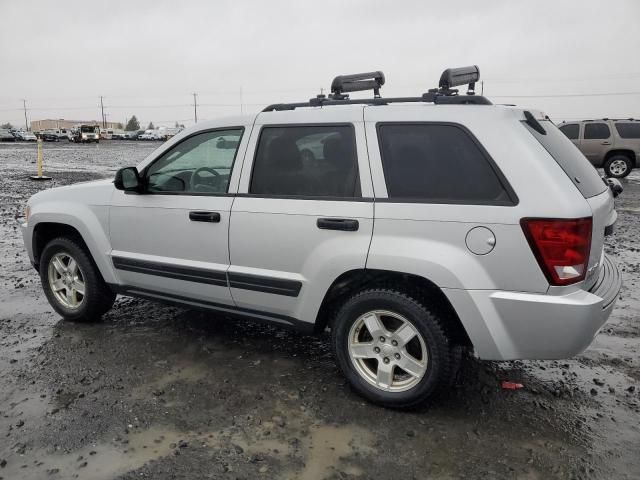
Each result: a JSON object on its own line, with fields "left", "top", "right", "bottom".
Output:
{"left": 0, "top": 141, "right": 638, "bottom": 480}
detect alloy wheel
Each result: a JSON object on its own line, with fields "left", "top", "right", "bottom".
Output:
{"left": 47, "top": 252, "right": 85, "bottom": 309}
{"left": 348, "top": 310, "right": 428, "bottom": 392}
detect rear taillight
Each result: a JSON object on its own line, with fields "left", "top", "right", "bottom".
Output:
{"left": 521, "top": 217, "right": 592, "bottom": 286}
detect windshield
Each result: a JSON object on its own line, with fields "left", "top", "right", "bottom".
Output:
{"left": 81, "top": 126, "right": 96, "bottom": 133}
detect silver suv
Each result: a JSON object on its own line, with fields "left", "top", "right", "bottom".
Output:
{"left": 559, "top": 118, "right": 640, "bottom": 178}
{"left": 21, "top": 67, "right": 622, "bottom": 407}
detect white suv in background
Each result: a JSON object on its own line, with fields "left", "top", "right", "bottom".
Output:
{"left": 21, "top": 67, "right": 622, "bottom": 407}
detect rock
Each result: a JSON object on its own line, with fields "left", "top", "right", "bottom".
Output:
{"left": 0, "top": 459, "right": 6, "bottom": 468}
{"left": 593, "top": 378, "right": 605, "bottom": 387}
{"left": 590, "top": 388, "right": 598, "bottom": 396}
{"left": 232, "top": 444, "right": 244, "bottom": 454}
{"left": 406, "top": 430, "right": 416, "bottom": 437}
{"left": 627, "top": 386, "right": 636, "bottom": 393}
{"left": 259, "top": 466, "right": 269, "bottom": 473}
{"left": 178, "top": 440, "right": 188, "bottom": 449}
{"left": 272, "top": 416, "right": 285, "bottom": 428}
{"left": 15, "top": 420, "right": 24, "bottom": 428}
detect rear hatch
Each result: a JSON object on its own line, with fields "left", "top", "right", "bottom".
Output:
{"left": 522, "top": 114, "right": 615, "bottom": 290}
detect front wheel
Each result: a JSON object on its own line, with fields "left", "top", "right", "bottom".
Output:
{"left": 332, "top": 289, "right": 454, "bottom": 408}
{"left": 40, "top": 237, "right": 116, "bottom": 321}
{"left": 604, "top": 155, "right": 633, "bottom": 178}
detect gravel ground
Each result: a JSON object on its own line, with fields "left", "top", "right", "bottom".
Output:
{"left": 0, "top": 141, "right": 638, "bottom": 480}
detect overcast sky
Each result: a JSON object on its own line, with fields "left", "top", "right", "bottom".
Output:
{"left": 1, "top": 0, "right": 639, "bottom": 128}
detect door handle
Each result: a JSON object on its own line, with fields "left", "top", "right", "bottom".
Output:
{"left": 189, "top": 211, "right": 221, "bottom": 223}
{"left": 601, "top": 141, "right": 611, "bottom": 145}
{"left": 317, "top": 218, "right": 359, "bottom": 231}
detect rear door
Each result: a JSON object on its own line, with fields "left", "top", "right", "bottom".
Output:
{"left": 581, "top": 122, "right": 612, "bottom": 166}
{"left": 228, "top": 108, "right": 374, "bottom": 324}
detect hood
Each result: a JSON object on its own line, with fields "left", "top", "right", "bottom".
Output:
{"left": 29, "top": 178, "right": 115, "bottom": 206}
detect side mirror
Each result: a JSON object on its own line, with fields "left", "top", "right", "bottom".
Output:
{"left": 114, "top": 167, "right": 142, "bottom": 192}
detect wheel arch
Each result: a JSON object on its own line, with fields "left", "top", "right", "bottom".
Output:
{"left": 31, "top": 216, "right": 117, "bottom": 284}
{"left": 315, "top": 268, "right": 472, "bottom": 348}
{"left": 604, "top": 149, "right": 636, "bottom": 166}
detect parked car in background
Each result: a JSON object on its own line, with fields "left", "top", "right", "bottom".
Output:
{"left": 70, "top": 125, "right": 100, "bottom": 143}
{"left": 39, "top": 131, "right": 60, "bottom": 142}
{"left": 123, "top": 131, "right": 140, "bottom": 140}
{"left": 20, "top": 67, "right": 622, "bottom": 408}
{"left": 157, "top": 127, "right": 183, "bottom": 140}
{"left": 138, "top": 130, "right": 162, "bottom": 141}
{"left": 14, "top": 131, "right": 37, "bottom": 141}
{"left": 0, "top": 129, "right": 17, "bottom": 142}
{"left": 559, "top": 118, "right": 640, "bottom": 178}
{"left": 111, "top": 130, "right": 126, "bottom": 140}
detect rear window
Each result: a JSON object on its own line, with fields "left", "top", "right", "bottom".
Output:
{"left": 559, "top": 124, "right": 579, "bottom": 140}
{"left": 615, "top": 122, "right": 640, "bottom": 139}
{"left": 377, "top": 123, "right": 515, "bottom": 205}
{"left": 523, "top": 120, "right": 607, "bottom": 199}
{"left": 584, "top": 123, "right": 611, "bottom": 140}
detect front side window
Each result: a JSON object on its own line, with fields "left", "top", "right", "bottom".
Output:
{"left": 377, "top": 123, "right": 513, "bottom": 204}
{"left": 559, "top": 124, "right": 579, "bottom": 140}
{"left": 615, "top": 122, "right": 640, "bottom": 139}
{"left": 250, "top": 125, "right": 360, "bottom": 197}
{"left": 584, "top": 123, "right": 611, "bottom": 140}
{"left": 146, "top": 129, "right": 243, "bottom": 194}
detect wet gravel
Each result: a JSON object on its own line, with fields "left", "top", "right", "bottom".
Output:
{"left": 0, "top": 141, "right": 639, "bottom": 479}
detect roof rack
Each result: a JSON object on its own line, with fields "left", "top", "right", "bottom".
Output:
{"left": 262, "top": 65, "right": 491, "bottom": 112}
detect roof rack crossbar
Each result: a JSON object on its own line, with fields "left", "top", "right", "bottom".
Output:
{"left": 261, "top": 65, "right": 489, "bottom": 112}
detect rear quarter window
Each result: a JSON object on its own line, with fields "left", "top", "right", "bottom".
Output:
{"left": 523, "top": 120, "right": 607, "bottom": 199}
{"left": 559, "top": 124, "right": 579, "bottom": 140}
{"left": 615, "top": 122, "right": 640, "bottom": 139}
{"left": 376, "top": 123, "right": 516, "bottom": 205}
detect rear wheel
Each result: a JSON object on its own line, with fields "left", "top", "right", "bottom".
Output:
{"left": 40, "top": 237, "right": 116, "bottom": 321}
{"left": 604, "top": 155, "right": 633, "bottom": 178}
{"left": 332, "top": 289, "right": 454, "bottom": 408}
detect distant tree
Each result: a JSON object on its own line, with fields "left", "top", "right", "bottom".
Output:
{"left": 147, "top": 122, "right": 155, "bottom": 130}
{"left": 125, "top": 116, "right": 140, "bottom": 131}
{"left": 116, "top": 122, "right": 124, "bottom": 129}
{"left": 175, "top": 121, "right": 180, "bottom": 128}
{"left": 1, "top": 122, "right": 13, "bottom": 129}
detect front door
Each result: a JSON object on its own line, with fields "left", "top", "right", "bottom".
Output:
{"left": 228, "top": 109, "right": 374, "bottom": 325}
{"left": 109, "top": 127, "right": 247, "bottom": 304}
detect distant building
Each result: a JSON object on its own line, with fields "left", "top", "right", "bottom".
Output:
{"left": 30, "top": 119, "right": 121, "bottom": 132}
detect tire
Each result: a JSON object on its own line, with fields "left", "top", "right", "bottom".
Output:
{"left": 39, "top": 237, "right": 116, "bottom": 322}
{"left": 604, "top": 155, "right": 633, "bottom": 178}
{"left": 332, "top": 289, "right": 453, "bottom": 408}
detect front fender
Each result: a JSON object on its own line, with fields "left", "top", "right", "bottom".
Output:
{"left": 28, "top": 202, "right": 117, "bottom": 284}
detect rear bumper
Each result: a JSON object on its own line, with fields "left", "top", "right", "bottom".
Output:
{"left": 446, "top": 255, "right": 621, "bottom": 360}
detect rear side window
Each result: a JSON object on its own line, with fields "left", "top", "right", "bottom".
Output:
{"left": 377, "top": 123, "right": 515, "bottom": 205}
{"left": 559, "top": 124, "right": 579, "bottom": 140}
{"left": 615, "top": 122, "right": 640, "bottom": 139}
{"left": 250, "top": 125, "right": 360, "bottom": 197}
{"left": 584, "top": 123, "right": 611, "bottom": 140}
{"left": 523, "top": 120, "right": 607, "bottom": 199}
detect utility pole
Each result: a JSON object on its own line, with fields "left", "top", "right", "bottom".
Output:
{"left": 192, "top": 93, "right": 198, "bottom": 123}
{"left": 100, "top": 96, "right": 106, "bottom": 128}
{"left": 21, "top": 99, "right": 28, "bottom": 131}
{"left": 481, "top": 81, "right": 484, "bottom": 96}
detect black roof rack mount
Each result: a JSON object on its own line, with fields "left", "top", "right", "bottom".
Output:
{"left": 262, "top": 65, "right": 490, "bottom": 112}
